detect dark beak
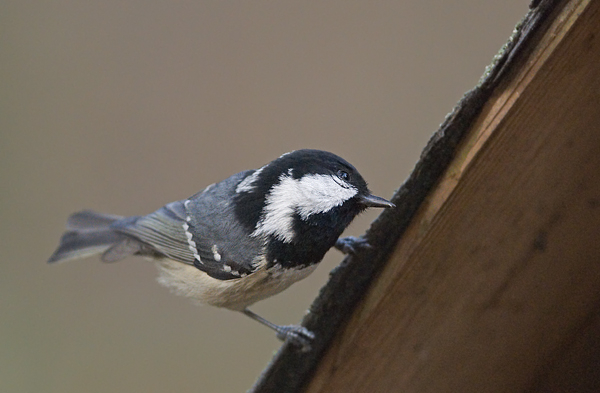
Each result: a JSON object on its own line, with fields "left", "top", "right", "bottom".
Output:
{"left": 358, "top": 193, "right": 395, "bottom": 208}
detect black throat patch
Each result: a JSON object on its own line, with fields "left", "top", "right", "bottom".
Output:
{"left": 265, "top": 201, "right": 364, "bottom": 269}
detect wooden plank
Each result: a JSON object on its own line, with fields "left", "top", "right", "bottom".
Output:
{"left": 305, "top": 0, "right": 600, "bottom": 392}
{"left": 250, "top": 3, "right": 568, "bottom": 392}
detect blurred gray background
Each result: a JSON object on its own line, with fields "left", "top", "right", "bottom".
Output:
{"left": 1, "top": 2, "right": 528, "bottom": 392}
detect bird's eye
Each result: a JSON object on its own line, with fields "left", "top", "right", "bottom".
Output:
{"left": 337, "top": 170, "right": 349, "bottom": 181}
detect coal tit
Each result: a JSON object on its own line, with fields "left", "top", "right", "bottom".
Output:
{"left": 48, "top": 149, "right": 394, "bottom": 350}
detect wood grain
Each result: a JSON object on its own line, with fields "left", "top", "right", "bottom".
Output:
{"left": 305, "top": 0, "right": 600, "bottom": 391}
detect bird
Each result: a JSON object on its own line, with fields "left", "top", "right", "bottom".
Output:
{"left": 48, "top": 149, "right": 394, "bottom": 350}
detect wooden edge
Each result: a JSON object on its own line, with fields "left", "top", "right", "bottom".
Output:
{"left": 249, "top": 1, "right": 566, "bottom": 392}
{"left": 357, "top": 0, "right": 590, "bottom": 325}
{"left": 306, "top": 0, "right": 599, "bottom": 391}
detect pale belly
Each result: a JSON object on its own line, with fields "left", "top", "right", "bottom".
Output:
{"left": 155, "top": 260, "right": 319, "bottom": 311}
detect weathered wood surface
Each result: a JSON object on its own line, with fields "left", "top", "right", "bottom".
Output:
{"left": 306, "top": 0, "right": 600, "bottom": 391}
{"left": 251, "top": 0, "right": 600, "bottom": 391}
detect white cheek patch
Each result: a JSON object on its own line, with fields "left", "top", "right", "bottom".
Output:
{"left": 252, "top": 174, "right": 358, "bottom": 242}
{"left": 294, "top": 174, "right": 358, "bottom": 219}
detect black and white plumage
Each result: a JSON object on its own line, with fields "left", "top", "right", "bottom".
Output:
{"left": 48, "top": 149, "right": 394, "bottom": 349}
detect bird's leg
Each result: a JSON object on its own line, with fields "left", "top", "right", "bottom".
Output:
{"left": 334, "top": 236, "right": 372, "bottom": 255}
{"left": 241, "top": 308, "right": 314, "bottom": 352}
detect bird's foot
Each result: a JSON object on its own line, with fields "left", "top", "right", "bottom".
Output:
{"left": 275, "top": 324, "right": 315, "bottom": 352}
{"left": 335, "top": 236, "right": 372, "bottom": 255}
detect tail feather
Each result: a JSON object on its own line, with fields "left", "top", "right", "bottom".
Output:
{"left": 66, "top": 210, "right": 124, "bottom": 230}
{"left": 101, "top": 238, "right": 143, "bottom": 263}
{"left": 48, "top": 211, "right": 128, "bottom": 264}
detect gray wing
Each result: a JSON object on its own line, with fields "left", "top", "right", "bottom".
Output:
{"left": 184, "top": 170, "right": 265, "bottom": 280}
{"left": 109, "top": 200, "right": 195, "bottom": 263}
{"left": 111, "top": 170, "right": 264, "bottom": 280}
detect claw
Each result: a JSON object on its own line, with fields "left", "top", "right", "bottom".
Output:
{"left": 241, "top": 308, "right": 315, "bottom": 352}
{"left": 275, "top": 325, "right": 315, "bottom": 352}
{"left": 335, "top": 236, "right": 372, "bottom": 255}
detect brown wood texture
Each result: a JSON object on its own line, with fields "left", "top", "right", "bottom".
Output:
{"left": 305, "top": 0, "right": 600, "bottom": 392}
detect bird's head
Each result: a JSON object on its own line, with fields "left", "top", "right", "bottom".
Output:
{"left": 234, "top": 150, "right": 394, "bottom": 256}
